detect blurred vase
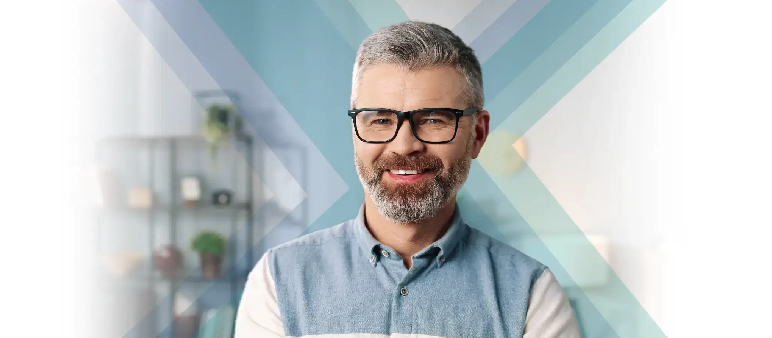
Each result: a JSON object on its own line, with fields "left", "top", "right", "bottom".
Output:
{"left": 153, "top": 244, "right": 184, "bottom": 280}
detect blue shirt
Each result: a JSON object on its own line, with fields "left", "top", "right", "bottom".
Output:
{"left": 235, "top": 204, "right": 580, "bottom": 338}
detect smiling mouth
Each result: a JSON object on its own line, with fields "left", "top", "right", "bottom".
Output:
{"left": 388, "top": 169, "right": 427, "bottom": 175}
{"left": 384, "top": 169, "right": 436, "bottom": 184}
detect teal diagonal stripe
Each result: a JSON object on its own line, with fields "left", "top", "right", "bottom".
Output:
{"left": 197, "top": 0, "right": 360, "bottom": 181}
{"left": 313, "top": 0, "right": 374, "bottom": 50}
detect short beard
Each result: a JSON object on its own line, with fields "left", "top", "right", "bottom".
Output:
{"left": 355, "top": 135, "right": 474, "bottom": 224}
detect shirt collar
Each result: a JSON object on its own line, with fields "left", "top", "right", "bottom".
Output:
{"left": 353, "top": 202, "right": 468, "bottom": 267}
{"left": 353, "top": 203, "right": 382, "bottom": 260}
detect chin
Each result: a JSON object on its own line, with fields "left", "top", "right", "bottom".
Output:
{"left": 371, "top": 191, "right": 451, "bottom": 224}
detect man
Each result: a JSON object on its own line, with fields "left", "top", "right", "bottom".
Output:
{"left": 235, "top": 21, "right": 580, "bottom": 338}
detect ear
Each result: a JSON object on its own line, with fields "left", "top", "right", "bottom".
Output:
{"left": 470, "top": 110, "right": 490, "bottom": 159}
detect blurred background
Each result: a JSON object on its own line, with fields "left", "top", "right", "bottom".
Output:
{"left": 83, "top": 8, "right": 312, "bottom": 336}
{"left": 5, "top": 1, "right": 771, "bottom": 338}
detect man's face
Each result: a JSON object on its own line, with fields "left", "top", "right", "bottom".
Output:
{"left": 353, "top": 64, "right": 489, "bottom": 224}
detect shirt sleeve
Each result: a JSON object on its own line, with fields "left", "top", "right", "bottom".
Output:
{"left": 234, "top": 252, "right": 285, "bottom": 338}
{"left": 523, "top": 269, "right": 582, "bottom": 338}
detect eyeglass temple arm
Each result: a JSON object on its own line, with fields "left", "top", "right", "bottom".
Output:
{"left": 462, "top": 107, "right": 479, "bottom": 116}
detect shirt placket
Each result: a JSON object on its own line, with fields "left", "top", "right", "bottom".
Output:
{"left": 379, "top": 247, "right": 436, "bottom": 335}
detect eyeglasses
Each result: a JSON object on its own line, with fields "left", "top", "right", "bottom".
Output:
{"left": 348, "top": 107, "right": 478, "bottom": 144}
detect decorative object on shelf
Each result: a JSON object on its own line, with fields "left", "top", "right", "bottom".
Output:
{"left": 127, "top": 186, "right": 153, "bottom": 209}
{"left": 97, "top": 167, "right": 122, "bottom": 207}
{"left": 153, "top": 244, "right": 184, "bottom": 280}
{"left": 181, "top": 176, "right": 202, "bottom": 207}
{"left": 477, "top": 131, "right": 528, "bottom": 176}
{"left": 191, "top": 230, "right": 227, "bottom": 280}
{"left": 99, "top": 252, "right": 144, "bottom": 278}
{"left": 173, "top": 293, "right": 199, "bottom": 338}
{"left": 212, "top": 189, "right": 233, "bottom": 206}
{"left": 202, "top": 102, "right": 243, "bottom": 163}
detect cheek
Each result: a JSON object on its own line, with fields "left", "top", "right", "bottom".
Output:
{"left": 354, "top": 143, "right": 385, "bottom": 164}
{"left": 428, "top": 145, "right": 466, "bottom": 169}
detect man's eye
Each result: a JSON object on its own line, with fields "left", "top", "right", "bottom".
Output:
{"left": 420, "top": 118, "right": 447, "bottom": 125}
{"left": 373, "top": 119, "right": 392, "bottom": 125}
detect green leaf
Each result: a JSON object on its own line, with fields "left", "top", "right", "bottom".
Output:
{"left": 191, "top": 230, "right": 227, "bottom": 254}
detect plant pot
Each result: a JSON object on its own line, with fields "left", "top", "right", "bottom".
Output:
{"left": 200, "top": 252, "right": 223, "bottom": 280}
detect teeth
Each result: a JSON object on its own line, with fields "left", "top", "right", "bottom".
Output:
{"left": 389, "top": 169, "right": 423, "bottom": 175}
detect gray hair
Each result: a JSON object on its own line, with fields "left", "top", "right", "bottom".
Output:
{"left": 350, "top": 21, "right": 484, "bottom": 110}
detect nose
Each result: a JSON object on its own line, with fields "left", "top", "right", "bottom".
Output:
{"left": 389, "top": 119, "right": 425, "bottom": 155}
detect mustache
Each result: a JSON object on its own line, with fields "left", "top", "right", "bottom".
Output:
{"left": 372, "top": 154, "right": 444, "bottom": 172}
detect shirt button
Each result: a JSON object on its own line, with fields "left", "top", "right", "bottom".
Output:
{"left": 400, "top": 286, "right": 408, "bottom": 296}
{"left": 439, "top": 255, "right": 445, "bottom": 262}
{"left": 369, "top": 255, "right": 375, "bottom": 263}
{"left": 381, "top": 250, "right": 390, "bottom": 258}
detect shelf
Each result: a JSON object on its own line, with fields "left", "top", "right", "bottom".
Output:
{"left": 93, "top": 124, "right": 262, "bottom": 331}
{"left": 95, "top": 203, "right": 251, "bottom": 213}
{"left": 183, "top": 273, "right": 248, "bottom": 284}
{"left": 99, "top": 271, "right": 248, "bottom": 288}
{"left": 97, "top": 133, "right": 253, "bottom": 144}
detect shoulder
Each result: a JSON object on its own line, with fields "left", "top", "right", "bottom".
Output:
{"left": 262, "top": 219, "right": 357, "bottom": 267}
{"left": 273, "top": 221, "right": 353, "bottom": 250}
{"left": 462, "top": 226, "right": 548, "bottom": 280}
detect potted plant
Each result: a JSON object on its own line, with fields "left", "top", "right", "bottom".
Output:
{"left": 202, "top": 103, "right": 241, "bottom": 163}
{"left": 191, "top": 230, "right": 227, "bottom": 280}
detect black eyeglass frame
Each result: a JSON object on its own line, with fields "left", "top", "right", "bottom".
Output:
{"left": 348, "top": 107, "right": 478, "bottom": 144}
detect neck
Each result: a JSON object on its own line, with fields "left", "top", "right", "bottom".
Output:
{"left": 363, "top": 195, "right": 456, "bottom": 269}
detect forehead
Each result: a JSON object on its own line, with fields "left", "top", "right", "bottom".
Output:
{"left": 356, "top": 64, "right": 467, "bottom": 110}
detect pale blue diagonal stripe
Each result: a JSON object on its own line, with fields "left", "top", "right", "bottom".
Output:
{"left": 461, "top": 0, "right": 553, "bottom": 63}
{"left": 452, "top": 0, "right": 520, "bottom": 43}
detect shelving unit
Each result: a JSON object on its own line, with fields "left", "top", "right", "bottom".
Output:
{"left": 93, "top": 133, "right": 256, "bottom": 338}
